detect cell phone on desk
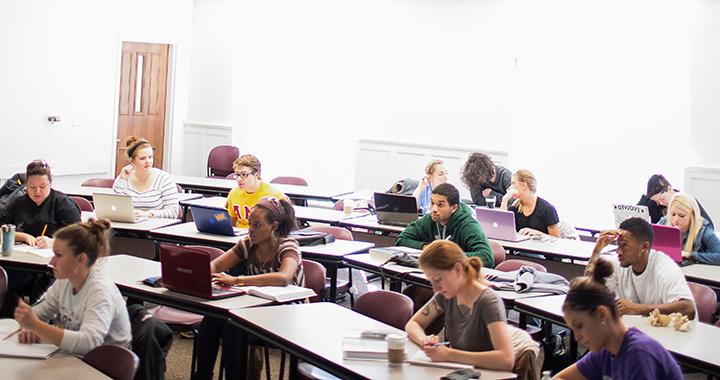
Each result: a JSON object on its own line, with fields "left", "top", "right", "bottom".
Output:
{"left": 142, "top": 275, "right": 162, "bottom": 287}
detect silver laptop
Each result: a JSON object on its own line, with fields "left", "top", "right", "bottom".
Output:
{"left": 475, "top": 208, "right": 530, "bottom": 242}
{"left": 93, "top": 193, "right": 147, "bottom": 223}
{"left": 612, "top": 204, "right": 650, "bottom": 228}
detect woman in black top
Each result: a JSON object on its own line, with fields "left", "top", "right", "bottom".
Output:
{"left": 500, "top": 169, "right": 560, "bottom": 237}
{"left": 0, "top": 160, "right": 80, "bottom": 248}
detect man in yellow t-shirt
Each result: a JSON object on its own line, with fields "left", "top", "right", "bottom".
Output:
{"left": 226, "top": 154, "right": 287, "bottom": 228}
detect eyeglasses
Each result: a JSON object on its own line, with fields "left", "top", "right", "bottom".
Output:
{"left": 234, "top": 171, "right": 256, "bottom": 179}
{"left": 27, "top": 160, "right": 50, "bottom": 171}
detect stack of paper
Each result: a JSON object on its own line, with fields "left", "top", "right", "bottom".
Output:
{"left": 0, "top": 340, "right": 58, "bottom": 359}
{"left": 14, "top": 245, "right": 54, "bottom": 258}
{"left": 0, "top": 319, "right": 20, "bottom": 340}
{"left": 341, "top": 337, "right": 388, "bottom": 360}
{"left": 239, "top": 285, "right": 315, "bottom": 303}
{"left": 369, "top": 246, "right": 422, "bottom": 261}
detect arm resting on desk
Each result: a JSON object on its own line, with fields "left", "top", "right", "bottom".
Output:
{"left": 616, "top": 298, "right": 696, "bottom": 319}
{"left": 396, "top": 221, "right": 429, "bottom": 250}
{"left": 554, "top": 364, "right": 588, "bottom": 380}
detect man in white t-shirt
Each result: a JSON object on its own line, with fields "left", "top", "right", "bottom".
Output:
{"left": 587, "top": 217, "right": 696, "bottom": 319}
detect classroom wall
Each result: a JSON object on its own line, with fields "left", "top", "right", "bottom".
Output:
{"left": 0, "top": 0, "right": 193, "bottom": 179}
{"left": 186, "top": 0, "right": 717, "bottom": 228}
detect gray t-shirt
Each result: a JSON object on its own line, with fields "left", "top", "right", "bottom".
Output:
{"left": 432, "top": 287, "right": 506, "bottom": 352}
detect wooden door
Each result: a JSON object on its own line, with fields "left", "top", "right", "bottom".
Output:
{"left": 115, "top": 42, "right": 169, "bottom": 177}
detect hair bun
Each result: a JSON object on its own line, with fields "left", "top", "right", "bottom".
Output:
{"left": 125, "top": 135, "right": 141, "bottom": 148}
{"left": 592, "top": 258, "right": 614, "bottom": 286}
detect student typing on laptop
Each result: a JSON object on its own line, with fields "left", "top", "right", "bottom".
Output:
{"left": 586, "top": 217, "right": 696, "bottom": 319}
{"left": 659, "top": 193, "right": 720, "bottom": 265}
{"left": 196, "top": 197, "right": 305, "bottom": 380}
{"left": 226, "top": 154, "right": 287, "bottom": 229}
{"left": 500, "top": 169, "right": 561, "bottom": 238}
{"left": 112, "top": 136, "right": 180, "bottom": 219}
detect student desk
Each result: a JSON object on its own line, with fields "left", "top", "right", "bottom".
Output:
{"left": 1, "top": 349, "right": 110, "bottom": 380}
{"left": 337, "top": 215, "right": 406, "bottom": 237}
{"left": 171, "top": 175, "right": 352, "bottom": 201}
{"left": 493, "top": 237, "right": 616, "bottom": 263}
{"left": 98, "top": 255, "right": 272, "bottom": 320}
{"left": 229, "top": 302, "right": 517, "bottom": 380}
{"left": 80, "top": 211, "right": 181, "bottom": 233}
{"left": 514, "top": 294, "right": 720, "bottom": 377}
{"left": 342, "top": 253, "right": 553, "bottom": 308}
{"left": 0, "top": 250, "right": 52, "bottom": 274}
{"left": 681, "top": 264, "right": 720, "bottom": 290}
{"left": 147, "top": 222, "right": 374, "bottom": 301}
{"left": 58, "top": 184, "right": 203, "bottom": 203}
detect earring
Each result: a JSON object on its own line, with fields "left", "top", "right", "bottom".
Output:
{"left": 601, "top": 320, "right": 606, "bottom": 325}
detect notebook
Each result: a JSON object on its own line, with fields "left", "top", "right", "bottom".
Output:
{"left": 407, "top": 350, "right": 474, "bottom": 370}
{"left": 0, "top": 319, "right": 20, "bottom": 340}
{"left": 0, "top": 340, "right": 59, "bottom": 359}
{"left": 342, "top": 337, "right": 388, "bottom": 360}
{"left": 237, "top": 285, "right": 315, "bottom": 303}
{"left": 373, "top": 192, "right": 419, "bottom": 227}
{"left": 13, "top": 245, "right": 54, "bottom": 258}
{"left": 651, "top": 224, "right": 683, "bottom": 263}
{"left": 190, "top": 205, "right": 247, "bottom": 236}
{"left": 613, "top": 204, "right": 650, "bottom": 228}
{"left": 93, "top": 193, "right": 147, "bottom": 223}
{"left": 474, "top": 208, "right": 530, "bottom": 242}
{"left": 159, "top": 243, "right": 246, "bottom": 299}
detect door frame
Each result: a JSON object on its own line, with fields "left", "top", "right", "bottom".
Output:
{"left": 110, "top": 39, "right": 176, "bottom": 176}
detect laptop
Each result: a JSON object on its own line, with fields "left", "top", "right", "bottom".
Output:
{"left": 613, "top": 204, "right": 650, "bottom": 228}
{"left": 159, "top": 244, "right": 246, "bottom": 299}
{"left": 651, "top": 224, "right": 683, "bottom": 263}
{"left": 373, "top": 192, "right": 419, "bottom": 227}
{"left": 93, "top": 193, "right": 147, "bottom": 223}
{"left": 474, "top": 208, "right": 531, "bottom": 242}
{"left": 190, "top": 205, "right": 247, "bottom": 236}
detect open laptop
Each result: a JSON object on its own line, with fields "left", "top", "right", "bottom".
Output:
{"left": 651, "top": 224, "right": 683, "bottom": 263}
{"left": 613, "top": 204, "right": 650, "bottom": 228}
{"left": 190, "top": 205, "right": 247, "bottom": 236}
{"left": 93, "top": 193, "right": 147, "bottom": 223}
{"left": 159, "top": 244, "right": 246, "bottom": 299}
{"left": 475, "top": 208, "right": 531, "bottom": 242}
{"left": 373, "top": 192, "right": 419, "bottom": 227}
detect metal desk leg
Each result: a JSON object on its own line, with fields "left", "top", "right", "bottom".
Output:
{"left": 235, "top": 329, "right": 249, "bottom": 380}
{"left": 327, "top": 262, "right": 338, "bottom": 303}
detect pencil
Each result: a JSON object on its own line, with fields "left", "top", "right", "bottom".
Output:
{"left": 40, "top": 224, "right": 48, "bottom": 237}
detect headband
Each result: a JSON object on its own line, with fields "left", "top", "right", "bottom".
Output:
{"left": 258, "top": 197, "right": 283, "bottom": 222}
{"left": 127, "top": 140, "right": 149, "bottom": 158}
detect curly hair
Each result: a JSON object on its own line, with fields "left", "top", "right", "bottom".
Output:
{"left": 461, "top": 152, "right": 495, "bottom": 189}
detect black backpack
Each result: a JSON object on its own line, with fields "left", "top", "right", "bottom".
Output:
{"left": 290, "top": 228, "right": 336, "bottom": 246}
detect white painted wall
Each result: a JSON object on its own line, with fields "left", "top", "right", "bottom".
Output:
{"left": 0, "top": 0, "right": 193, "bottom": 179}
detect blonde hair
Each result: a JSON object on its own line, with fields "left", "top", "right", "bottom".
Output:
{"left": 665, "top": 193, "right": 703, "bottom": 253}
{"left": 425, "top": 160, "right": 444, "bottom": 175}
{"left": 233, "top": 154, "right": 262, "bottom": 177}
{"left": 418, "top": 240, "right": 486, "bottom": 286}
{"left": 513, "top": 169, "right": 537, "bottom": 214}
{"left": 125, "top": 136, "right": 152, "bottom": 159}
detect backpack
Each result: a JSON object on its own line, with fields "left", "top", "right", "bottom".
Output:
{"left": 290, "top": 228, "right": 336, "bottom": 246}
{"left": 127, "top": 304, "right": 174, "bottom": 380}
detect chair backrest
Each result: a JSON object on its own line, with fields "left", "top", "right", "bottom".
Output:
{"left": 185, "top": 245, "right": 225, "bottom": 261}
{"left": 332, "top": 200, "right": 344, "bottom": 211}
{"left": 353, "top": 290, "right": 414, "bottom": 330}
{"left": 0, "top": 267, "right": 7, "bottom": 314}
{"left": 70, "top": 196, "right": 94, "bottom": 212}
{"left": 302, "top": 259, "right": 326, "bottom": 303}
{"left": 489, "top": 240, "right": 506, "bottom": 267}
{"left": 309, "top": 225, "right": 354, "bottom": 241}
{"left": 81, "top": 178, "right": 115, "bottom": 188}
{"left": 688, "top": 282, "right": 717, "bottom": 324}
{"left": 207, "top": 145, "right": 239, "bottom": 178}
{"left": 495, "top": 259, "right": 547, "bottom": 273}
{"left": 270, "top": 176, "right": 308, "bottom": 186}
{"left": 83, "top": 345, "right": 139, "bottom": 380}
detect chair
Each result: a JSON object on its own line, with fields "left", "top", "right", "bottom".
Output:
{"left": 688, "top": 282, "right": 717, "bottom": 324}
{"left": 207, "top": 145, "right": 239, "bottom": 178}
{"left": 490, "top": 240, "right": 506, "bottom": 267}
{"left": 270, "top": 176, "right": 308, "bottom": 186}
{"left": 353, "top": 290, "right": 414, "bottom": 330}
{"left": 308, "top": 226, "right": 354, "bottom": 304}
{"left": 81, "top": 178, "right": 114, "bottom": 188}
{"left": 69, "top": 196, "right": 94, "bottom": 212}
{"left": 0, "top": 267, "right": 7, "bottom": 314}
{"left": 495, "top": 259, "right": 547, "bottom": 273}
{"left": 83, "top": 345, "right": 139, "bottom": 380}
{"left": 302, "top": 259, "right": 326, "bottom": 303}
{"left": 148, "top": 245, "right": 225, "bottom": 377}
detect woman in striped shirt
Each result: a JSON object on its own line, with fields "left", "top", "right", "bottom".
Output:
{"left": 112, "top": 136, "right": 180, "bottom": 219}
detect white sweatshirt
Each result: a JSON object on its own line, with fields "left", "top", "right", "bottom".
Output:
{"left": 33, "top": 270, "right": 132, "bottom": 356}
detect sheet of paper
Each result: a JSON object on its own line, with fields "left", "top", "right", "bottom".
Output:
{"left": 0, "top": 319, "right": 20, "bottom": 340}
{"left": 0, "top": 340, "right": 59, "bottom": 359}
{"left": 14, "top": 245, "right": 54, "bottom": 258}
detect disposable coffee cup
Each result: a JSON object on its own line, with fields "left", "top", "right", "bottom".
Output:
{"left": 2, "top": 224, "right": 16, "bottom": 256}
{"left": 386, "top": 333, "right": 406, "bottom": 366}
{"left": 343, "top": 199, "right": 355, "bottom": 215}
{"left": 485, "top": 196, "right": 497, "bottom": 208}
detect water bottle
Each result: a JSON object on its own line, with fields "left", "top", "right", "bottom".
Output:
{"left": 541, "top": 370, "right": 552, "bottom": 380}
{"left": 1, "top": 224, "right": 16, "bottom": 256}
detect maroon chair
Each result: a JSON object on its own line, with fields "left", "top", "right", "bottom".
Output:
{"left": 69, "top": 196, "right": 94, "bottom": 212}
{"left": 495, "top": 259, "right": 547, "bottom": 273}
{"left": 81, "top": 178, "right": 114, "bottom": 188}
{"left": 207, "top": 145, "right": 239, "bottom": 178}
{"left": 308, "top": 226, "right": 354, "bottom": 304}
{"left": 302, "top": 259, "right": 327, "bottom": 303}
{"left": 0, "top": 267, "right": 7, "bottom": 314}
{"left": 353, "top": 290, "right": 414, "bottom": 330}
{"left": 332, "top": 200, "right": 344, "bottom": 211}
{"left": 270, "top": 176, "right": 308, "bottom": 186}
{"left": 83, "top": 345, "right": 139, "bottom": 380}
{"left": 688, "top": 282, "right": 717, "bottom": 324}
{"left": 490, "top": 240, "right": 506, "bottom": 267}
